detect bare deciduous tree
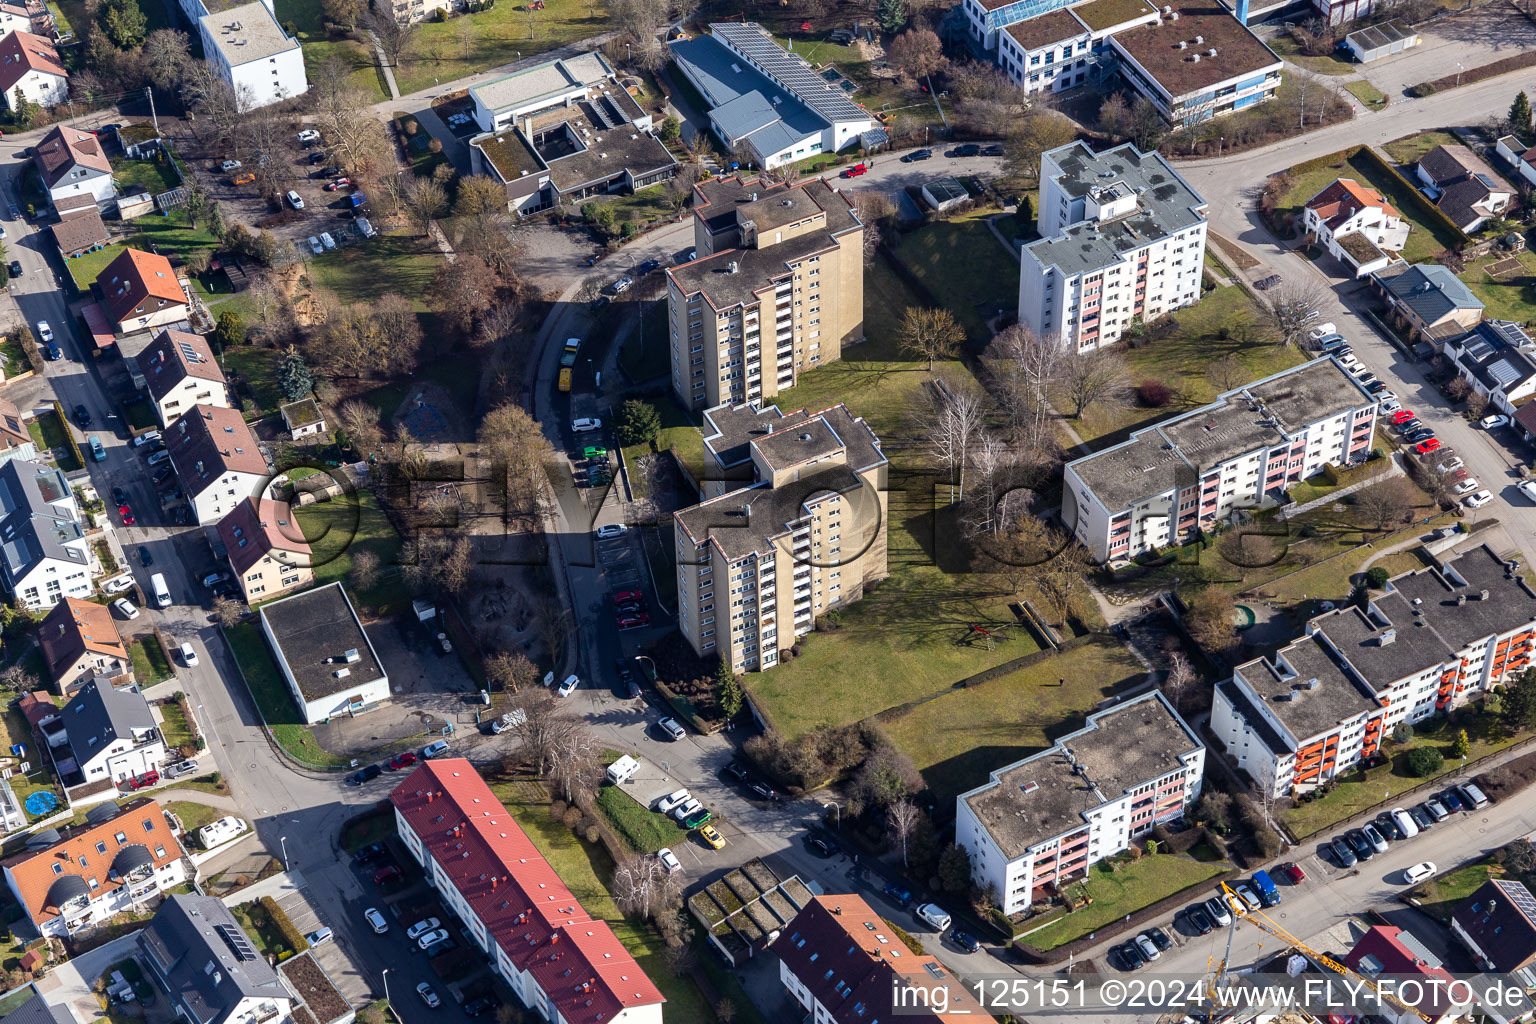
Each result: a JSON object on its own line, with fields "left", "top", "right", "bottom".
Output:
{"left": 547, "top": 724, "right": 601, "bottom": 803}
{"left": 486, "top": 651, "right": 539, "bottom": 693}
{"left": 925, "top": 383, "right": 983, "bottom": 502}
{"left": 404, "top": 177, "right": 449, "bottom": 237}
{"left": 886, "top": 799, "right": 920, "bottom": 868}
{"left": 337, "top": 399, "right": 383, "bottom": 453}
{"left": 369, "top": 7, "right": 417, "bottom": 68}
{"left": 1255, "top": 279, "right": 1328, "bottom": 348}
{"left": 505, "top": 689, "right": 570, "bottom": 775}
{"left": 1353, "top": 476, "right": 1416, "bottom": 531}
{"left": 349, "top": 548, "right": 381, "bottom": 591}
{"left": 985, "top": 324, "right": 1061, "bottom": 450}
{"left": 533, "top": 592, "right": 570, "bottom": 672}
{"left": 1206, "top": 353, "right": 1246, "bottom": 392}
{"left": 898, "top": 307, "right": 965, "bottom": 372}
{"left": 210, "top": 597, "right": 244, "bottom": 628}
{"left": 1060, "top": 348, "right": 1129, "bottom": 419}
{"left": 1164, "top": 649, "right": 1194, "bottom": 711}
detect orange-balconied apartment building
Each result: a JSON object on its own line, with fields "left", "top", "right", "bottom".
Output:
{"left": 956, "top": 692, "right": 1205, "bottom": 916}
{"left": 1213, "top": 544, "right": 1536, "bottom": 797}
{"left": 1063, "top": 358, "right": 1378, "bottom": 562}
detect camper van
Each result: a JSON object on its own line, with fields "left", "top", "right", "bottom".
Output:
{"left": 606, "top": 755, "right": 639, "bottom": 785}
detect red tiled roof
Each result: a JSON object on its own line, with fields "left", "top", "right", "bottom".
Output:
{"left": 2, "top": 798, "right": 181, "bottom": 929}
{"left": 140, "top": 329, "right": 224, "bottom": 403}
{"left": 217, "top": 497, "right": 310, "bottom": 575}
{"left": 97, "top": 248, "right": 185, "bottom": 327}
{"left": 1341, "top": 925, "right": 1460, "bottom": 1017}
{"left": 389, "top": 761, "right": 665, "bottom": 1024}
{"left": 1305, "top": 178, "right": 1402, "bottom": 231}
{"left": 32, "top": 126, "right": 108, "bottom": 190}
{"left": 37, "top": 597, "right": 126, "bottom": 684}
{"left": 0, "top": 30, "right": 65, "bottom": 94}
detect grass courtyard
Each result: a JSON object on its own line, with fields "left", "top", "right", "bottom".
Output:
{"left": 390, "top": 0, "right": 610, "bottom": 97}
{"left": 1381, "top": 130, "right": 1462, "bottom": 166}
{"left": 27, "top": 409, "right": 80, "bottom": 471}
{"left": 222, "top": 346, "right": 285, "bottom": 419}
{"left": 890, "top": 209, "right": 1017, "bottom": 343}
{"left": 883, "top": 638, "right": 1147, "bottom": 807}
{"left": 274, "top": 0, "right": 390, "bottom": 101}
{"left": 1458, "top": 248, "right": 1536, "bottom": 324}
{"left": 1019, "top": 854, "right": 1227, "bottom": 950}
{"left": 130, "top": 636, "right": 174, "bottom": 686}
{"left": 293, "top": 490, "right": 406, "bottom": 613}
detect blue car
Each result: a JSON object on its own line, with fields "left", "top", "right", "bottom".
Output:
{"left": 951, "top": 930, "right": 981, "bottom": 953}
{"left": 883, "top": 882, "right": 913, "bottom": 906}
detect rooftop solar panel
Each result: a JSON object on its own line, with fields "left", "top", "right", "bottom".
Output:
{"left": 711, "top": 23, "right": 869, "bottom": 125}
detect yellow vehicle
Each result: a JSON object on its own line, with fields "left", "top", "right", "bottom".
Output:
{"left": 558, "top": 367, "right": 572, "bottom": 392}
{"left": 698, "top": 824, "right": 725, "bottom": 850}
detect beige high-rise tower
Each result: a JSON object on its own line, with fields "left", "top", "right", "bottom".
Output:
{"left": 666, "top": 174, "right": 864, "bottom": 411}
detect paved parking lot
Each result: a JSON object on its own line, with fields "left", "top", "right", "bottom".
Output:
{"left": 1357, "top": 4, "right": 1536, "bottom": 97}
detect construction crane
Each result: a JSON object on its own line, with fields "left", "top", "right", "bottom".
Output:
{"left": 1206, "top": 882, "right": 1433, "bottom": 1023}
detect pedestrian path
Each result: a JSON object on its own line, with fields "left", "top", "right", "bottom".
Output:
{"left": 1276, "top": 454, "right": 1406, "bottom": 520}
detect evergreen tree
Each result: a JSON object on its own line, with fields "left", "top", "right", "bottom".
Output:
{"left": 277, "top": 350, "right": 314, "bottom": 401}
{"left": 715, "top": 657, "right": 743, "bottom": 720}
{"left": 1450, "top": 728, "right": 1470, "bottom": 760}
{"left": 1513, "top": 91, "right": 1533, "bottom": 136}
{"left": 213, "top": 311, "right": 245, "bottom": 350}
{"left": 876, "top": 0, "right": 906, "bottom": 33}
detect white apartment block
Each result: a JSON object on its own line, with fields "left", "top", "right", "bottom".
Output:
{"left": 1213, "top": 544, "right": 1536, "bottom": 797}
{"left": 1064, "top": 358, "right": 1377, "bottom": 563}
{"left": 198, "top": 2, "right": 307, "bottom": 110}
{"left": 673, "top": 401, "right": 888, "bottom": 674}
{"left": 1019, "top": 140, "right": 1207, "bottom": 352}
{"left": 1107, "top": 0, "right": 1281, "bottom": 123}
{"left": 992, "top": 0, "right": 1159, "bottom": 94}
{"left": 957, "top": 692, "right": 1204, "bottom": 916}
{"left": 0, "top": 459, "right": 98, "bottom": 610}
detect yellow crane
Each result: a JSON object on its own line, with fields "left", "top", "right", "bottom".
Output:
{"left": 1207, "top": 881, "right": 1433, "bottom": 1023}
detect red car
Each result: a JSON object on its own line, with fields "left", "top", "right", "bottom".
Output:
{"left": 1390, "top": 410, "right": 1414, "bottom": 424}
{"left": 118, "top": 504, "right": 135, "bottom": 525}
{"left": 324, "top": 177, "right": 352, "bottom": 191}
{"left": 1280, "top": 862, "right": 1306, "bottom": 884}
{"left": 840, "top": 163, "right": 868, "bottom": 178}
{"left": 1415, "top": 438, "right": 1442, "bottom": 454}
{"left": 128, "top": 770, "right": 159, "bottom": 790}
{"left": 387, "top": 751, "right": 417, "bottom": 771}
{"left": 612, "top": 590, "right": 644, "bottom": 606}
{"left": 617, "top": 613, "right": 650, "bottom": 630}
{"left": 373, "top": 864, "right": 401, "bottom": 885}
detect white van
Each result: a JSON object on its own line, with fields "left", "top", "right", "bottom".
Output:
{"left": 178, "top": 642, "right": 198, "bottom": 667}
{"left": 915, "top": 904, "right": 951, "bottom": 931}
{"left": 1391, "top": 807, "right": 1419, "bottom": 838}
{"left": 150, "top": 573, "right": 171, "bottom": 608}
{"left": 606, "top": 754, "right": 639, "bottom": 785}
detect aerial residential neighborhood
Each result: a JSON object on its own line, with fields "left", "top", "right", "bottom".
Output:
{"left": 0, "top": 0, "right": 1529, "bottom": 1021}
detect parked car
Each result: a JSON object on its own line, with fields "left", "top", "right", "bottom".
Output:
{"left": 286, "top": 190, "right": 305, "bottom": 210}
{"left": 325, "top": 177, "right": 352, "bottom": 191}
{"left": 1280, "top": 862, "right": 1307, "bottom": 884}
{"left": 884, "top": 881, "right": 914, "bottom": 906}
{"left": 656, "top": 789, "right": 690, "bottom": 814}
{"left": 613, "top": 590, "right": 644, "bottom": 605}
{"left": 900, "top": 149, "right": 933, "bottom": 162}
{"left": 416, "top": 928, "right": 450, "bottom": 950}
{"left": 1403, "top": 861, "right": 1437, "bottom": 884}
{"left": 1374, "top": 813, "right": 1404, "bottom": 841}
{"left": 805, "top": 833, "right": 834, "bottom": 857}
{"left": 698, "top": 824, "right": 725, "bottom": 849}
{"left": 1329, "top": 837, "right": 1358, "bottom": 868}
{"left": 1453, "top": 479, "right": 1480, "bottom": 495}
{"left": 915, "top": 904, "right": 952, "bottom": 931}
{"left": 297, "top": 129, "right": 321, "bottom": 143}
{"left": 1459, "top": 782, "right": 1490, "bottom": 809}
{"left": 1185, "top": 905, "right": 1213, "bottom": 934}
{"left": 388, "top": 751, "right": 417, "bottom": 770}
{"left": 1205, "top": 897, "right": 1232, "bottom": 927}
{"left": 1409, "top": 805, "right": 1434, "bottom": 831}
{"left": 618, "top": 613, "right": 649, "bottom": 630}
{"left": 657, "top": 848, "right": 682, "bottom": 873}
{"left": 1362, "top": 823, "right": 1389, "bottom": 854}
{"left": 951, "top": 930, "right": 982, "bottom": 954}
{"left": 406, "top": 918, "right": 441, "bottom": 940}
{"left": 1415, "top": 439, "right": 1443, "bottom": 454}
{"left": 421, "top": 740, "right": 450, "bottom": 759}
{"left": 682, "top": 808, "right": 714, "bottom": 830}
{"left": 111, "top": 598, "right": 139, "bottom": 619}
{"left": 572, "top": 417, "right": 602, "bottom": 432}
{"left": 1423, "top": 798, "right": 1450, "bottom": 822}
{"left": 657, "top": 716, "right": 686, "bottom": 741}
{"left": 1119, "top": 941, "right": 1146, "bottom": 971}
{"left": 946, "top": 144, "right": 981, "bottom": 157}
{"left": 1145, "top": 926, "right": 1171, "bottom": 951}
{"left": 1134, "top": 932, "right": 1161, "bottom": 961}
{"left": 73, "top": 404, "right": 92, "bottom": 428}
{"left": 166, "top": 759, "right": 198, "bottom": 778}
{"left": 128, "top": 770, "right": 159, "bottom": 790}
{"left": 461, "top": 999, "right": 493, "bottom": 1017}
{"left": 422, "top": 936, "right": 456, "bottom": 958}
{"left": 349, "top": 764, "right": 381, "bottom": 786}
{"left": 982, "top": 143, "right": 1005, "bottom": 156}
{"left": 220, "top": 159, "right": 242, "bottom": 172}
{"left": 596, "top": 524, "right": 627, "bottom": 539}
{"left": 416, "top": 983, "right": 440, "bottom": 1008}
{"left": 118, "top": 504, "right": 134, "bottom": 525}
{"left": 840, "top": 162, "right": 869, "bottom": 178}
{"left": 1481, "top": 414, "right": 1510, "bottom": 429}
{"left": 1441, "top": 788, "right": 1466, "bottom": 813}
{"left": 1307, "top": 323, "right": 1338, "bottom": 341}
{"left": 365, "top": 907, "right": 388, "bottom": 933}
{"left": 1346, "top": 829, "right": 1375, "bottom": 861}
{"left": 1464, "top": 490, "right": 1494, "bottom": 509}
{"left": 1234, "top": 883, "right": 1261, "bottom": 911}
{"left": 354, "top": 842, "right": 387, "bottom": 863}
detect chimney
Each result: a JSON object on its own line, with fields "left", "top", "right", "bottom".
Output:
{"left": 1379, "top": 630, "right": 1396, "bottom": 646}
{"left": 427, "top": 791, "right": 434, "bottom": 803}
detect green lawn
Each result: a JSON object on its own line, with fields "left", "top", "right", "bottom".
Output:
{"left": 222, "top": 346, "right": 285, "bottom": 418}
{"left": 391, "top": 0, "right": 611, "bottom": 96}
{"left": 1381, "top": 130, "right": 1462, "bottom": 166}
{"left": 1413, "top": 860, "right": 1496, "bottom": 922}
{"left": 864, "top": 252, "right": 916, "bottom": 351}
{"left": 159, "top": 699, "right": 195, "bottom": 750}
{"left": 1264, "top": 34, "right": 1356, "bottom": 75}
{"left": 603, "top": 185, "right": 676, "bottom": 232}
{"left": 488, "top": 776, "right": 710, "bottom": 1021}
{"left": 1064, "top": 285, "right": 1305, "bottom": 445}
{"left": 0, "top": 335, "right": 27, "bottom": 377}
{"left": 1256, "top": 509, "right": 1453, "bottom": 606}
{"left": 165, "top": 801, "right": 219, "bottom": 836}
{"left": 1344, "top": 80, "right": 1388, "bottom": 111}
{"left": 28, "top": 409, "right": 80, "bottom": 471}
{"left": 110, "top": 156, "right": 180, "bottom": 196}
{"left": 275, "top": 0, "right": 390, "bottom": 101}
{"left": 293, "top": 489, "right": 406, "bottom": 613}
{"left": 1459, "top": 248, "right": 1536, "bottom": 324}
{"left": 224, "top": 621, "right": 353, "bottom": 768}
{"left": 595, "top": 784, "right": 686, "bottom": 854}
{"left": 0, "top": 707, "right": 63, "bottom": 820}
{"left": 1019, "top": 854, "right": 1227, "bottom": 950}
{"left": 1280, "top": 710, "right": 1516, "bottom": 838}
{"left": 1275, "top": 149, "right": 1462, "bottom": 262}
{"left": 883, "top": 638, "right": 1147, "bottom": 807}
{"left": 1287, "top": 474, "right": 1344, "bottom": 506}
{"left": 129, "top": 637, "right": 174, "bottom": 688}
{"left": 620, "top": 393, "right": 703, "bottom": 494}
{"left": 307, "top": 233, "right": 444, "bottom": 311}
{"left": 890, "top": 209, "right": 1016, "bottom": 342}
{"left": 65, "top": 210, "right": 223, "bottom": 297}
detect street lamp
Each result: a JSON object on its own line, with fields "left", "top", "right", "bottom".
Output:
{"left": 279, "top": 836, "right": 289, "bottom": 872}
{"left": 1218, "top": 135, "right": 1224, "bottom": 159}
{"left": 381, "top": 969, "right": 391, "bottom": 1008}
{"left": 824, "top": 801, "right": 840, "bottom": 829}
{"left": 1456, "top": 63, "right": 1464, "bottom": 87}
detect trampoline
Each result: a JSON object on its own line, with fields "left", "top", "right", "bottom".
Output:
{"left": 1233, "top": 604, "right": 1257, "bottom": 630}
{"left": 24, "top": 791, "right": 58, "bottom": 816}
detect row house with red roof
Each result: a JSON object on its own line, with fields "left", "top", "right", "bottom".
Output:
{"left": 1213, "top": 544, "right": 1536, "bottom": 796}
{"left": 390, "top": 760, "right": 665, "bottom": 1024}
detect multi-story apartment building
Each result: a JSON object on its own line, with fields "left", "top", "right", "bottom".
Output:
{"left": 991, "top": 0, "right": 1159, "bottom": 94}
{"left": 1019, "top": 140, "right": 1208, "bottom": 352}
{"left": 1063, "top": 358, "right": 1377, "bottom": 562}
{"left": 1212, "top": 544, "right": 1536, "bottom": 796}
{"left": 164, "top": 405, "right": 269, "bottom": 525}
{"left": 1107, "top": 0, "right": 1281, "bottom": 123}
{"left": 391, "top": 760, "right": 665, "bottom": 1024}
{"left": 666, "top": 174, "right": 863, "bottom": 411}
{"left": 0, "top": 459, "right": 99, "bottom": 609}
{"left": 197, "top": 2, "right": 306, "bottom": 110}
{"left": 673, "top": 401, "right": 888, "bottom": 673}
{"left": 141, "top": 329, "right": 229, "bottom": 428}
{"left": 772, "top": 894, "right": 988, "bottom": 1022}
{"left": 956, "top": 692, "right": 1205, "bottom": 915}
{"left": 42, "top": 678, "right": 165, "bottom": 789}
{"left": 3, "top": 798, "right": 186, "bottom": 937}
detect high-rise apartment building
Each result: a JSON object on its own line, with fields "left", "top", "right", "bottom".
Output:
{"left": 1018, "top": 140, "right": 1208, "bottom": 352}
{"left": 673, "top": 401, "right": 887, "bottom": 673}
{"left": 666, "top": 175, "right": 863, "bottom": 411}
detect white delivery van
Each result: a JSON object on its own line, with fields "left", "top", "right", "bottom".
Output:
{"left": 606, "top": 754, "right": 639, "bottom": 785}
{"left": 150, "top": 573, "right": 171, "bottom": 608}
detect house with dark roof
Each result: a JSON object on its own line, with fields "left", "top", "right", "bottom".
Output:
{"left": 216, "top": 497, "right": 312, "bottom": 603}
{"left": 1341, "top": 925, "right": 1469, "bottom": 1022}
{"left": 0, "top": 398, "right": 36, "bottom": 464}
{"left": 37, "top": 596, "right": 131, "bottom": 695}
{"left": 259, "top": 583, "right": 387, "bottom": 723}
{"left": 0, "top": 30, "right": 67, "bottom": 111}
{"left": 1496, "top": 134, "right": 1536, "bottom": 190}
{"left": 390, "top": 760, "right": 666, "bottom": 1024}
{"left": 96, "top": 249, "right": 188, "bottom": 334}
{"left": 3, "top": 797, "right": 186, "bottom": 937}
{"left": 164, "top": 405, "right": 268, "bottom": 524}
{"left": 1452, "top": 879, "right": 1536, "bottom": 982}
{"left": 0, "top": 990, "right": 78, "bottom": 1024}
{"left": 1213, "top": 544, "right": 1536, "bottom": 795}
{"left": 140, "top": 330, "right": 228, "bottom": 428}
{"left": 49, "top": 205, "right": 109, "bottom": 259}
{"left": 1302, "top": 178, "right": 1408, "bottom": 277}
{"left": 1371, "top": 261, "right": 1485, "bottom": 346}
{"left": 1444, "top": 319, "right": 1536, "bottom": 416}
{"left": 1414, "top": 144, "right": 1511, "bottom": 233}
{"left": 0, "top": 459, "right": 96, "bottom": 610}
{"left": 31, "top": 125, "right": 112, "bottom": 206}
{"left": 41, "top": 678, "right": 164, "bottom": 789}
{"left": 138, "top": 894, "right": 293, "bottom": 1024}
{"left": 772, "top": 893, "right": 988, "bottom": 1023}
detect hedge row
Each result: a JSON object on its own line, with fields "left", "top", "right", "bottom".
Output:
{"left": 1418, "top": 50, "right": 1536, "bottom": 94}
{"left": 259, "top": 895, "right": 310, "bottom": 955}
{"left": 1351, "top": 146, "right": 1469, "bottom": 246}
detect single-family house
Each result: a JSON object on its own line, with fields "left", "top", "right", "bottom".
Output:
{"left": 1303, "top": 178, "right": 1409, "bottom": 276}
{"left": 164, "top": 405, "right": 267, "bottom": 524}
{"left": 0, "top": 31, "right": 67, "bottom": 110}
{"left": 0, "top": 398, "right": 35, "bottom": 465}
{"left": 43, "top": 678, "right": 164, "bottom": 789}
{"left": 1414, "top": 144, "right": 1511, "bottom": 233}
{"left": 32, "top": 126, "right": 114, "bottom": 207}
{"left": 97, "top": 249, "right": 188, "bottom": 334}
{"left": 216, "top": 497, "right": 312, "bottom": 603}
{"left": 1370, "top": 262, "right": 1485, "bottom": 346}
{"left": 0, "top": 5, "right": 34, "bottom": 35}
{"left": 0, "top": 459, "right": 96, "bottom": 609}
{"left": 1341, "top": 926, "right": 1471, "bottom": 1023}
{"left": 38, "top": 597, "right": 131, "bottom": 695}
{"left": 1444, "top": 319, "right": 1536, "bottom": 416}
{"left": 140, "top": 329, "right": 228, "bottom": 428}
{"left": 50, "top": 205, "right": 109, "bottom": 259}
{"left": 138, "top": 895, "right": 294, "bottom": 1024}
{"left": 1452, "top": 879, "right": 1536, "bottom": 985}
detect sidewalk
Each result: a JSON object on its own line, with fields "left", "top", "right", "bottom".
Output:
{"left": 1276, "top": 454, "right": 1407, "bottom": 520}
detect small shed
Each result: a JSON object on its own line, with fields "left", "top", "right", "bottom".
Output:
{"left": 1345, "top": 20, "right": 1420, "bottom": 63}
{"left": 280, "top": 398, "right": 326, "bottom": 440}
{"left": 920, "top": 175, "right": 969, "bottom": 212}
